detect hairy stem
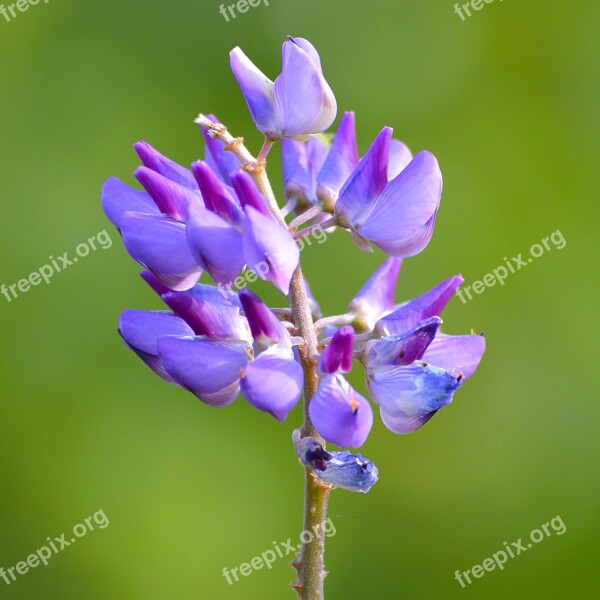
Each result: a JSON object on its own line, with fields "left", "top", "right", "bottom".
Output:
{"left": 198, "top": 114, "right": 331, "bottom": 598}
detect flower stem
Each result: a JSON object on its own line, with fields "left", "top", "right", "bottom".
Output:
{"left": 198, "top": 114, "right": 331, "bottom": 597}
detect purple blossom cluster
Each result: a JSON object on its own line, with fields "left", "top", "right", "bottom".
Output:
{"left": 102, "top": 37, "right": 485, "bottom": 490}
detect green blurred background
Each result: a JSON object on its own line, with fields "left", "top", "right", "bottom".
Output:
{"left": 1, "top": 0, "right": 598, "bottom": 598}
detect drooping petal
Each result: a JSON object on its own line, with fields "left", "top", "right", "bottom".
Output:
{"left": 367, "top": 362, "right": 462, "bottom": 434}
{"left": 201, "top": 114, "right": 241, "bottom": 185}
{"left": 317, "top": 111, "right": 359, "bottom": 207}
{"left": 282, "top": 136, "right": 328, "bottom": 204}
{"left": 134, "top": 141, "right": 197, "bottom": 190}
{"left": 387, "top": 139, "right": 413, "bottom": 180}
{"left": 239, "top": 289, "right": 288, "bottom": 346}
{"left": 321, "top": 326, "right": 354, "bottom": 374}
{"left": 161, "top": 284, "right": 251, "bottom": 342}
{"left": 120, "top": 212, "right": 203, "bottom": 291}
{"left": 157, "top": 337, "right": 250, "bottom": 406}
{"left": 274, "top": 38, "right": 337, "bottom": 137}
{"left": 309, "top": 374, "right": 373, "bottom": 448}
{"left": 242, "top": 206, "right": 300, "bottom": 295}
{"left": 134, "top": 167, "right": 202, "bottom": 222}
{"left": 191, "top": 161, "right": 243, "bottom": 227}
{"left": 335, "top": 127, "right": 392, "bottom": 226}
{"left": 230, "top": 47, "right": 277, "bottom": 135}
{"left": 101, "top": 177, "right": 160, "bottom": 229}
{"left": 376, "top": 275, "right": 464, "bottom": 335}
{"left": 118, "top": 309, "right": 194, "bottom": 383}
{"left": 422, "top": 333, "right": 486, "bottom": 379}
{"left": 316, "top": 450, "right": 379, "bottom": 493}
{"left": 349, "top": 257, "right": 402, "bottom": 331}
{"left": 352, "top": 151, "right": 442, "bottom": 257}
{"left": 364, "top": 317, "right": 442, "bottom": 368}
{"left": 240, "top": 354, "right": 303, "bottom": 421}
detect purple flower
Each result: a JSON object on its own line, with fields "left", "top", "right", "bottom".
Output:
{"left": 230, "top": 37, "right": 337, "bottom": 139}
{"left": 335, "top": 127, "right": 442, "bottom": 257}
{"left": 309, "top": 327, "right": 374, "bottom": 448}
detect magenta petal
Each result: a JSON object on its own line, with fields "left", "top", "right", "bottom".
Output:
{"left": 422, "top": 333, "right": 486, "bottom": 379}
{"left": 240, "top": 354, "right": 303, "bottom": 421}
{"left": 231, "top": 170, "right": 270, "bottom": 216}
{"left": 186, "top": 204, "right": 245, "bottom": 285}
{"left": 140, "top": 271, "right": 172, "bottom": 297}
{"left": 335, "top": 127, "right": 392, "bottom": 224}
{"left": 120, "top": 212, "right": 203, "bottom": 291}
{"left": 239, "top": 289, "right": 287, "bottom": 345}
{"left": 376, "top": 275, "right": 464, "bottom": 335}
{"left": 119, "top": 309, "right": 194, "bottom": 383}
{"left": 321, "top": 326, "right": 354, "bottom": 374}
{"left": 101, "top": 177, "right": 160, "bottom": 229}
{"left": 230, "top": 47, "right": 276, "bottom": 135}
{"left": 242, "top": 206, "right": 300, "bottom": 294}
{"left": 157, "top": 337, "right": 249, "bottom": 406}
{"left": 134, "top": 141, "right": 197, "bottom": 190}
{"left": 134, "top": 167, "right": 202, "bottom": 222}
{"left": 309, "top": 375, "right": 373, "bottom": 448}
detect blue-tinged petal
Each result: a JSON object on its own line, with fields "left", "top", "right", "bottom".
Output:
{"left": 283, "top": 136, "right": 328, "bottom": 204}
{"left": 373, "top": 211, "right": 437, "bottom": 257}
{"left": 162, "top": 284, "right": 251, "bottom": 342}
{"left": 192, "top": 161, "right": 243, "bottom": 227}
{"left": 376, "top": 275, "right": 464, "bottom": 335}
{"left": 364, "top": 317, "right": 442, "bottom": 368}
{"left": 317, "top": 111, "right": 359, "bottom": 207}
{"left": 157, "top": 336, "right": 250, "bottom": 406}
{"left": 118, "top": 309, "right": 194, "bottom": 383}
{"left": 101, "top": 177, "right": 160, "bottom": 229}
{"left": 317, "top": 450, "right": 379, "bottom": 493}
{"left": 230, "top": 47, "right": 277, "bottom": 135}
{"left": 335, "top": 127, "right": 392, "bottom": 226}
{"left": 367, "top": 362, "right": 462, "bottom": 434}
{"left": 274, "top": 38, "right": 336, "bottom": 137}
{"left": 186, "top": 204, "right": 245, "bottom": 285}
{"left": 242, "top": 206, "right": 300, "bottom": 295}
{"left": 201, "top": 114, "right": 241, "bottom": 185}
{"left": 134, "top": 141, "right": 197, "bottom": 190}
{"left": 321, "top": 326, "right": 354, "bottom": 374}
{"left": 422, "top": 332, "right": 485, "bottom": 379}
{"left": 349, "top": 257, "right": 402, "bottom": 331}
{"left": 309, "top": 374, "right": 373, "bottom": 448}
{"left": 240, "top": 354, "right": 303, "bottom": 421}
{"left": 120, "top": 212, "right": 203, "bottom": 291}
{"left": 388, "top": 139, "right": 413, "bottom": 180}
{"left": 134, "top": 167, "right": 202, "bottom": 222}
{"left": 352, "top": 151, "right": 441, "bottom": 256}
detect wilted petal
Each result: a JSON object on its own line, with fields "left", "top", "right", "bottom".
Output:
{"left": 101, "top": 177, "right": 160, "bottom": 229}
{"left": 368, "top": 362, "right": 462, "bottom": 434}
{"left": 120, "top": 212, "right": 203, "bottom": 291}
{"left": 242, "top": 206, "right": 300, "bottom": 295}
{"left": 309, "top": 374, "right": 373, "bottom": 448}
{"left": 321, "top": 326, "right": 354, "bottom": 374}
{"left": 349, "top": 257, "right": 402, "bottom": 330}
{"left": 134, "top": 141, "right": 197, "bottom": 190}
{"left": 157, "top": 337, "right": 250, "bottom": 406}
{"left": 364, "top": 317, "right": 442, "bottom": 368}
{"left": 422, "top": 332, "right": 486, "bottom": 379}
{"left": 376, "top": 275, "right": 464, "bottom": 335}
{"left": 335, "top": 127, "right": 391, "bottom": 225}
{"left": 240, "top": 353, "right": 303, "bottom": 420}
{"left": 119, "top": 309, "right": 194, "bottom": 383}
{"left": 274, "top": 38, "right": 337, "bottom": 137}
{"left": 186, "top": 204, "right": 245, "bottom": 285}
{"left": 134, "top": 167, "right": 202, "bottom": 222}
{"left": 387, "top": 139, "right": 413, "bottom": 180}
{"left": 352, "top": 151, "right": 442, "bottom": 257}
{"left": 162, "top": 284, "right": 250, "bottom": 341}
{"left": 230, "top": 47, "right": 276, "bottom": 135}
{"left": 317, "top": 111, "right": 359, "bottom": 207}
{"left": 317, "top": 450, "right": 379, "bottom": 493}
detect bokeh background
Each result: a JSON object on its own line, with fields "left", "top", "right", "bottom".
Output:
{"left": 1, "top": 0, "right": 598, "bottom": 598}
